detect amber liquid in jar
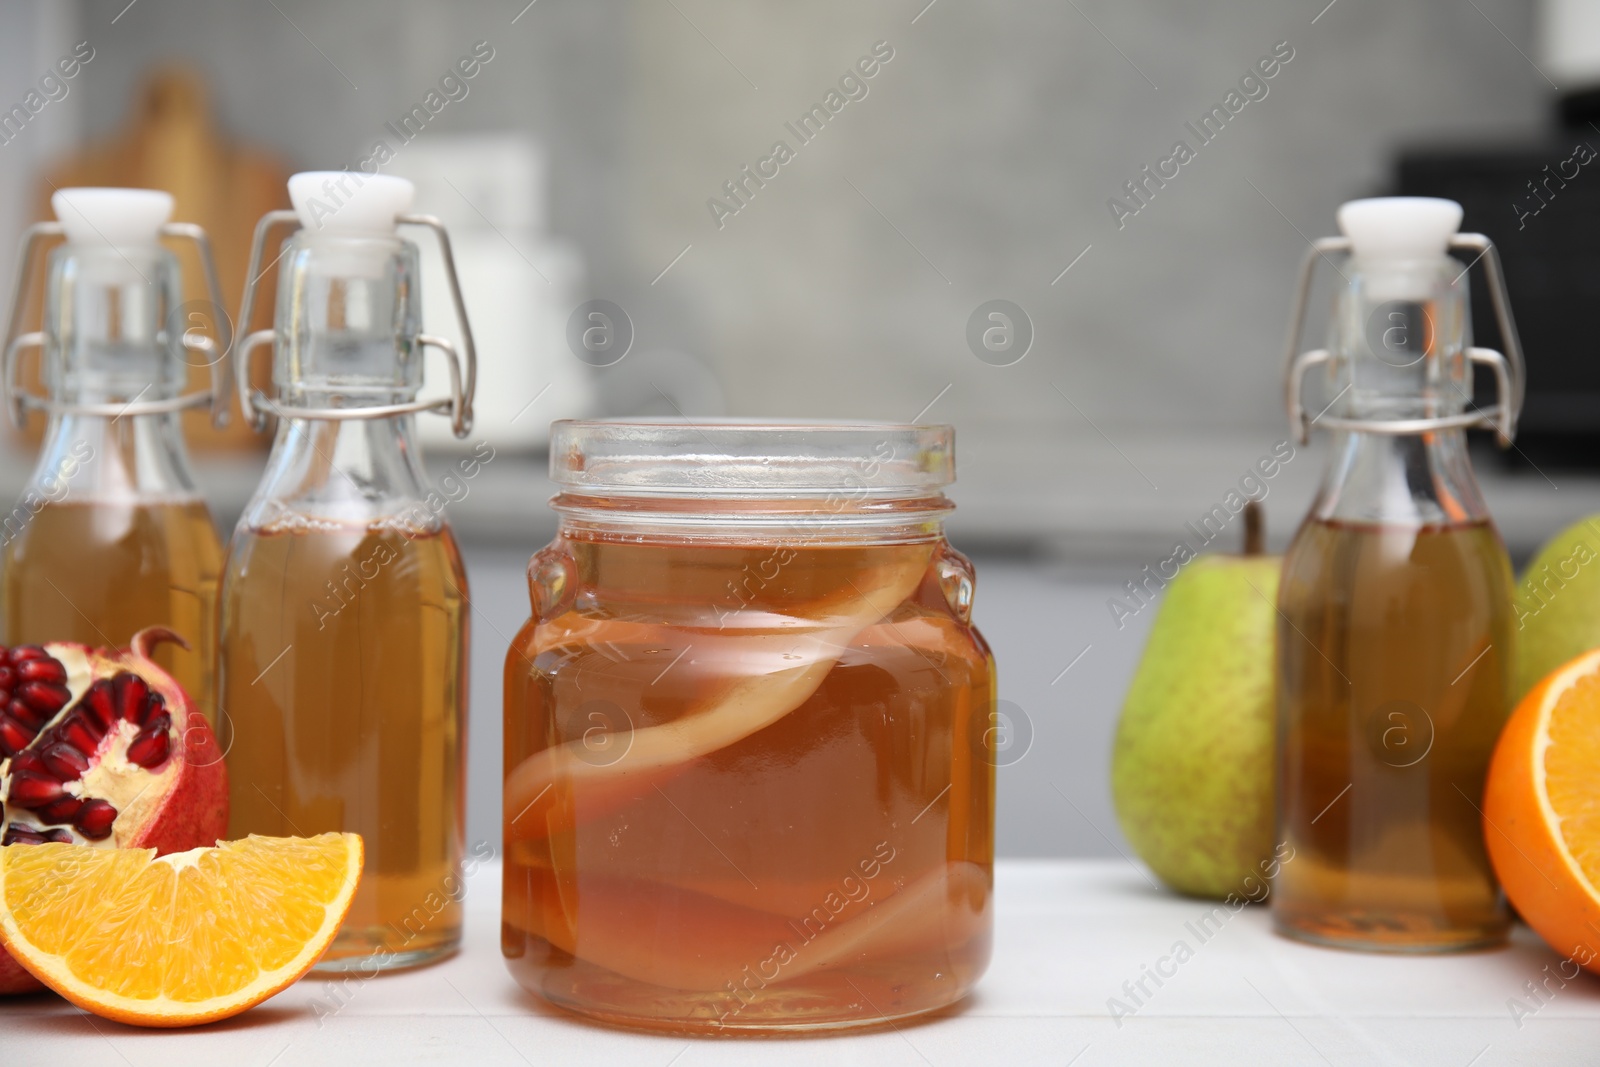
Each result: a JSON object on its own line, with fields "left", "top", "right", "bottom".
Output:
{"left": 503, "top": 534, "right": 994, "bottom": 1032}
{"left": 3, "top": 498, "right": 222, "bottom": 719}
{"left": 222, "top": 520, "right": 468, "bottom": 970}
{"left": 1274, "top": 517, "right": 1512, "bottom": 951}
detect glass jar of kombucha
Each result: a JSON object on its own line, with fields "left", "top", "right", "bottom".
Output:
{"left": 502, "top": 420, "right": 995, "bottom": 1033}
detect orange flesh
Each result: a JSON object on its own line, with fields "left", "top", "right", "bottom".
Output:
{"left": 1541, "top": 667, "right": 1600, "bottom": 888}
{"left": 0, "top": 833, "right": 362, "bottom": 1025}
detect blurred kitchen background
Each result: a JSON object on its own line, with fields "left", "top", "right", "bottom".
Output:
{"left": 0, "top": 0, "right": 1593, "bottom": 858}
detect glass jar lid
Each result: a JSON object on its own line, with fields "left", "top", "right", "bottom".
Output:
{"left": 549, "top": 419, "right": 954, "bottom": 499}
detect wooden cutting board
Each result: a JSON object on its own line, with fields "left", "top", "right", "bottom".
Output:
{"left": 22, "top": 64, "right": 289, "bottom": 450}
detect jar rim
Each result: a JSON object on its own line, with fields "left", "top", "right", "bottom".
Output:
{"left": 549, "top": 418, "right": 955, "bottom": 498}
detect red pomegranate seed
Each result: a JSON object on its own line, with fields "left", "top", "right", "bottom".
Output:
{"left": 9, "top": 646, "right": 47, "bottom": 662}
{"left": 18, "top": 680, "right": 70, "bottom": 716}
{"left": 39, "top": 742, "right": 88, "bottom": 780}
{"left": 9, "top": 697, "right": 50, "bottom": 730}
{"left": 113, "top": 673, "right": 149, "bottom": 722}
{"left": 82, "top": 679, "right": 117, "bottom": 729}
{"left": 135, "top": 692, "right": 167, "bottom": 727}
{"left": 9, "top": 751, "right": 45, "bottom": 776}
{"left": 0, "top": 713, "right": 33, "bottom": 756}
{"left": 75, "top": 799, "right": 116, "bottom": 839}
{"left": 17, "top": 657, "right": 66, "bottom": 684}
{"left": 7, "top": 770, "right": 64, "bottom": 808}
{"left": 43, "top": 828, "right": 73, "bottom": 844}
{"left": 56, "top": 713, "right": 100, "bottom": 755}
{"left": 126, "top": 727, "right": 171, "bottom": 769}
{"left": 2, "top": 824, "right": 45, "bottom": 846}
{"left": 38, "top": 796, "right": 83, "bottom": 824}
{"left": 0, "top": 666, "right": 15, "bottom": 687}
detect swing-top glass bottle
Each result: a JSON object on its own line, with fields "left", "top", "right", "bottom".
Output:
{"left": 1273, "top": 197, "right": 1525, "bottom": 952}
{"left": 220, "top": 173, "right": 477, "bottom": 972}
{"left": 0, "top": 188, "right": 228, "bottom": 723}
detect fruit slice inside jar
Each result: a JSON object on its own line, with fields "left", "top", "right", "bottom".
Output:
{"left": 504, "top": 548, "right": 933, "bottom": 841}
{"left": 0, "top": 833, "right": 362, "bottom": 1026}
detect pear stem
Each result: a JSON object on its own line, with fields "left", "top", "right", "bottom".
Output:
{"left": 1242, "top": 500, "right": 1264, "bottom": 556}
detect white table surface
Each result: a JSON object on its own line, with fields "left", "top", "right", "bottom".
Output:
{"left": 7, "top": 858, "right": 1599, "bottom": 1066}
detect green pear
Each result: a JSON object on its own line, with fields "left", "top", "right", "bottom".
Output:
{"left": 1111, "top": 503, "right": 1278, "bottom": 900}
{"left": 1514, "top": 515, "right": 1600, "bottom": 702}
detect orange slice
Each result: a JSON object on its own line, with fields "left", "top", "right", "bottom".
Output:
{"left": 0, "top": 833, "right": 362, "bottom": 1027}
{"left": 1484, "top": 647, "right": 1600, "bottom": 973}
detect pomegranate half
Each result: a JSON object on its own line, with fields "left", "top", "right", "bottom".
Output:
{"left": 0, "top": 627, "right": 227, "bottom": 993}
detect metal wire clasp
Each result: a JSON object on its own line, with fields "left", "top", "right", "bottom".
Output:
{"left": 1282, "top": 234, "right": 1525, "bottom": 448}
{"left": 1, "top": 220, "right": 233, "bottom": 429}
{"left": 234, "top": 210, "right": 477, "bottom": 438}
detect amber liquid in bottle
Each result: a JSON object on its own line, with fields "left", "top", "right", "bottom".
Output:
{"left": 1274, "top": 517, "right": 1512, "bottom": 951}
{"left": 503, "top": 535, "right": 994, "bottom": 1033}
{"left": 3, "top": 499, "right": 222, "bottom": 719}
{"left": 223, "top": 520, "right": 468, "bottom": 968}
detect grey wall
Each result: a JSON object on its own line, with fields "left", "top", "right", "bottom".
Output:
{"left": 28, "top": 0, "right": 1547, "bottom": 460}
{"left": 0, "top": 3, "right": 82, "bottom": 304}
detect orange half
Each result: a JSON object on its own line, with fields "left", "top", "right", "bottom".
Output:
{"left": 1484, "top": 647, "right": 1600, "bottom": 972}
{"left": 0, "top": 833, "right": 362, "bottom": 1027}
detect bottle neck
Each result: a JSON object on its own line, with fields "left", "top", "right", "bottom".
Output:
{"left": 28, "top": 410, "right": 202, "bottom": 504}
{"left": 273, "top": 232, "right": 421, "bottom": 401}
{"left": 1327, "top": 252, "right": 1470, "bottom": 418}
{"left": 242, "top": 412, "right": 438, "bottom": 531}
{"left": 24, "top": 240, "right": 205, "bottom": 504}
{"left": 44, "top": 243, "right": 186, "bottom": 404}
{"left": 242, "top": 229, "right": 438, "bottom": 532}
{"left": 1307, "top": 247, "right": 1494, "bottom": 528}
{"left": 1310, "top": 428, "right": 1491, "bottom": 528}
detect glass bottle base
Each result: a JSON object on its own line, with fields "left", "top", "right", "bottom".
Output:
{"left": 1273, "top": 914, "right": 1508, "bottom": 954}
{"left": 543, "top": 1000, "right": 964, "bottom": 1037}
{"left": 506, "top": 944, "right": 984, "bottom": 1035}
{"left": 528, "top": 981, "right": 973, "bottom": 1036}
{"left": 311, "top": 929, "right": 461, "bottom": 975}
